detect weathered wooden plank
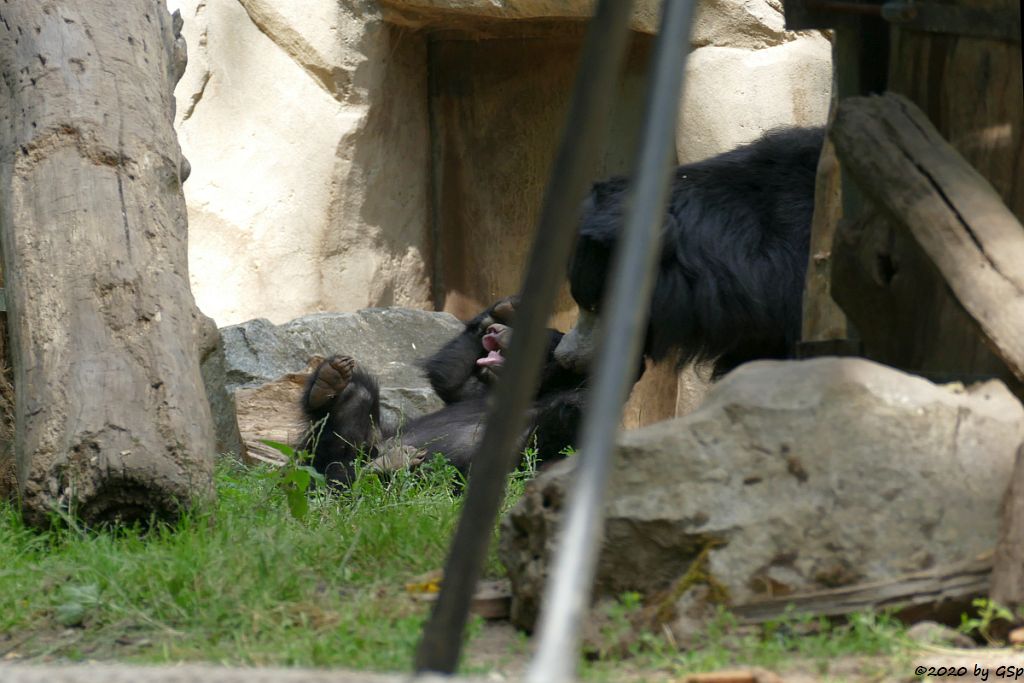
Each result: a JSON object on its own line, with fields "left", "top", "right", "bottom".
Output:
{"left": 831, "top": 5, "right": 1023, "bottom": 385}
{"left": 831, "top": 93, "right": 1024, "bottom": 383}
{"left": 800, "top": 121, "right": 847, "bottom": 344}
{"left": 799, "top": 16, "right": 888, "bottom": 350}
{"left": 888, "top": 0, "right": 1024, "bottom": 222}
{"left": 733, "top": 556, "right": 991, "bottom": 624}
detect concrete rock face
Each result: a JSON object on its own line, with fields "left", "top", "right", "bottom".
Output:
{"left": 222, "top": 308, "right": 462, "bottom": 390}
{"left": 379, "top": 0, "right": 664, "bottom": 33}
{"left": 680, "top": 0, "right": 832, "bottom": 163}
{"left": 220, "top": 308, "right": 463, "bottom": 458}
{"left": 195, "top": 310, "right": 246, "bottom": 458}
{"left": 172, "top": 0, "right": 832, "bottom": 333}
{"left": 500, "top": 358, "right": 1024, "bottom": 633}
{"left": 173, "top": 0, "right": 431, "bottom": 327}
{"left": 677, "top": 36, "right": 833, "bottom": 164}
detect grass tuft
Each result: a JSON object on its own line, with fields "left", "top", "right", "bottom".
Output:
{"left": 0, "top": 457, "right": 481, "bottom": 669}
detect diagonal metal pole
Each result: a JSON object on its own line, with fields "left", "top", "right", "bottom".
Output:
{"left": 526, "top": 1, "right": 698, "bottom": 681}
{"left": 413, "top": 0, "right": 635, "bottom": 674}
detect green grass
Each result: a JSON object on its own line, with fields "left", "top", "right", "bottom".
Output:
{"left": 583, "top": 604, "right": 909, "bottom": 680}
{"left": 0, "top": 456, "right": 504, "bottom": 669}
{"left": 0, "top": 450, "right": 910, "bottom": 676}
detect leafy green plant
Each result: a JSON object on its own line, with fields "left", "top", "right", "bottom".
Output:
{"left": 505, "top": 442, "right": 539, "bottom": 504}
{"left": 590, "top": 591, "right": 645, "bottom": 659}
{"left": 959, "top": 597, "right": 1015, "bottom": 645}
{"left": 259, "top": 439, "right": 326, "bottom": 521}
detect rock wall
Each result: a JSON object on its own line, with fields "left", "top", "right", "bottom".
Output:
{"left": 428, "top": 27, "right": 656, "bottom": 329}
{"left": 172, "top": 0, "right": 831, "bottom": 329}
{"left": 173, "top": 0, "right": 431, "bottom": 327}
{"left": 680, "top": 0, "right": 832, "bottom": 162}
{"left": 171, "top": 0, "right": 831, "bottom": 426}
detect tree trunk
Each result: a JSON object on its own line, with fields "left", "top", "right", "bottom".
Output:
{"left": 0, "top": 1, "right": 215, "bottom": 525}
{"left": 0, "top": 265, "right": 13, "bottom": 501}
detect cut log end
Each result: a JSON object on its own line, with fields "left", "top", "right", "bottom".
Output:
{"left": 19, "top": 468, "right": 211, "bottom": 529}
{"left": 76, "top": 479, "right": 184, "bottom": 527}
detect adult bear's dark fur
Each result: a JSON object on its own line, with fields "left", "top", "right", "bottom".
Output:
{"left": 300, "top": 298, "right": 588, "bottom": 487}
{"left": 563, "top": 127, "right": 823, "bottom": 376}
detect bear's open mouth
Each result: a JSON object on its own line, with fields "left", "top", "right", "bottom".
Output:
{"left": 477, "top": 349, "right": 503, "bottom": 367}
{"left": 477, "top": 327, "right": 506, "bottom": 368}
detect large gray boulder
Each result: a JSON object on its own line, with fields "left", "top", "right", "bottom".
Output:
{"left": 500, "top": 357, "right": 1024, "bottom": 636}
{"left": 220, "top": 308, "right": 464, "bottom": 461}
{"left": 196, "top": 311, "right": 246, "bottom": 458}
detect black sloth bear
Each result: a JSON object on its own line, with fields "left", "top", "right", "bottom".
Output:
{"left": 303, "top": 127, "right": 822, "bottom": 484}
{"left": 557, "top": 126, "right": 823, "bottom": 377}
{"left": 300, "top": 298, "right": 588, "bottom": 487}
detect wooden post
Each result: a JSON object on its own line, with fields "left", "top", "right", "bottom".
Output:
{"left": 785, "top": 1, "right": 889, "bottom": 354}
{"left": 800, "top": 98, "right": 847, "bottom": 346}
{"left": 0, "top": 2, "right": 216, "bottom": 525}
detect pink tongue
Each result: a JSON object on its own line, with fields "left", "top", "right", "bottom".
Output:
{"left": 477, "top": 350, "right": 504, "bottom": 367}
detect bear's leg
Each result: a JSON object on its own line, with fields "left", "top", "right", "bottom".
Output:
{"left": 301, "top": 355, "right": 381, "bottom": 487}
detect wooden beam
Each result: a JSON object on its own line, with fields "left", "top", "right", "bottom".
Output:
{"left": 732, "top": 556, "right": 991, "bottom": 624}
{"left": 831, "top": 93, "right": 1024, "bottom": 384}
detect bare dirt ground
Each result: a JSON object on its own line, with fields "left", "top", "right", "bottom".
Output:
{"left": 4, "top": 621, "right": 1024, "bottom": 682}
{"left": 462, "top": 621, "right": 1024, "bottom": 682}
